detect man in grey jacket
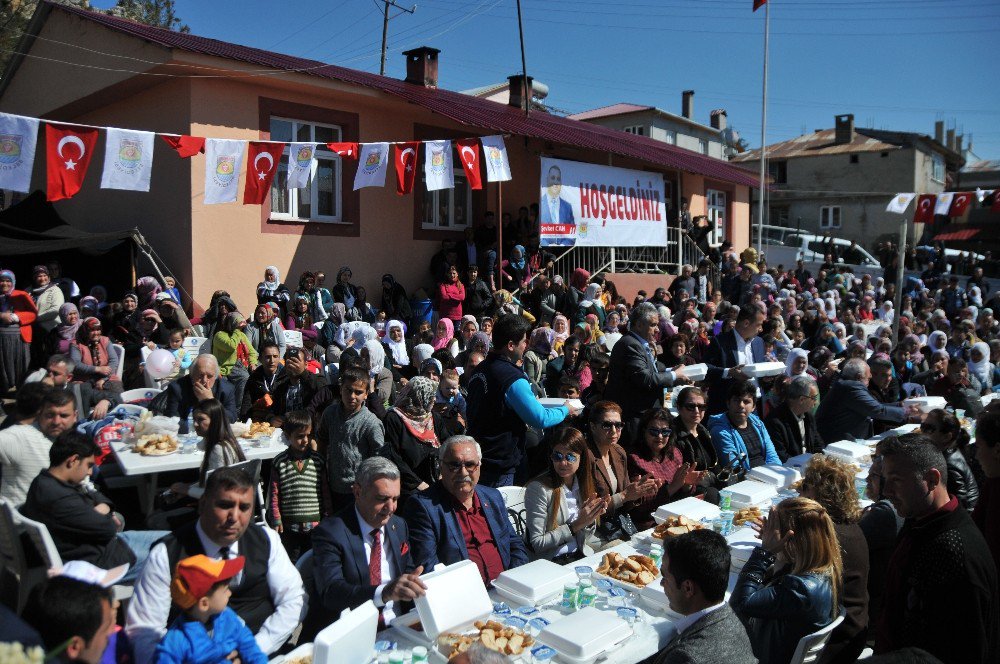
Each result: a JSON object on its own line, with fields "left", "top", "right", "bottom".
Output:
{"left": 655, "top": 529, "right": 757, "bottom": 664}
{"left": 815, "top": 358, "right": 916, "bottom": 443}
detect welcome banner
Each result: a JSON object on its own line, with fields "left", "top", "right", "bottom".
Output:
{"left": 539, "top": 157, "right": 667, "bottom": 248}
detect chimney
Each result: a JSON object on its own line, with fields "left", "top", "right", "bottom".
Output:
{"left": 956, "top": 134, "right": 963, "bottom": 153}
{"left": 834, "top": 114, "right": 855, "bottom": 145}
{"left": 946, "top": 128, "right": 956, "bottom": 151}
{"left": 710, "top": 109, "right": 727, "bottom": 131}
{"left": 507, "top": 74, "right": 534, "bottom": 110}
{"left": 402, "top": 46, "right": 440, "bottom": 88}
{"left": 682, "top": 90, "right": 694, "bottom": 119}
{"left": 934, "top": 120, "right": 944, "bottom": 144}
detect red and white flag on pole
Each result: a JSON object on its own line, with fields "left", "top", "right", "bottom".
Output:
{"left": 161, "top": 134, "right": 205, "bottom": 158}
{"left": 456, "top": 139, "right": 483, "bottom": 190}
{"left": 913, "top": 194, "right": 936, "bottom": 224}
{"left": 753, "top": 0, "right": 767, "bottom": 11}
{"left": 46, "top": 123, "right": 99, "bottom": 201}
{"left": 243, "top": 141, "right": 286, "bottom": 205}
{"left": 393, "top": 142, "right": 420, "bottom": 195}
{"left": 948, "top": 192, "right": 973, "bottom": 218}
{"left": 328, "top": 142, "right": 359, "bottom": 160}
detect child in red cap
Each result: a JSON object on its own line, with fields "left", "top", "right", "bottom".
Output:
{"left": 154, "top": 554, "right": 267, "bottom": 664}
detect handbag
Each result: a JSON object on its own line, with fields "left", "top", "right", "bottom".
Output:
{"left": 595, "top": 511, "right": 639, "bottom": 542}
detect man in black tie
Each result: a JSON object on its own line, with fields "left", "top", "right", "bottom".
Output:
{"left": 312, "top": 457, "right": 426, "bottom": 628}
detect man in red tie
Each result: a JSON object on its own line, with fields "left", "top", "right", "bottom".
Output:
{"left": 311, "top": 457, "right": 426, "bottom": 633}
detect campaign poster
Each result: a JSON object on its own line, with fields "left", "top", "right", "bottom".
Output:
{"left": 539, "top": 157, "right": 667, "bottom": 248}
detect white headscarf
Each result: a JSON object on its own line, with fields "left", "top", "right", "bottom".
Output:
{"left": 785, "top": 347, "right": 810, "bottom": 377}
{"left": 927, "top": 330, "right": 947, "bottom": 352}
{"left": 364, "top": 339, "right": 386, "bottom": 379}
{"left": 385, "top": 320, "right": 408, "bottom": 366}
{"left": 412, "top": 343, "right": 434, "bottom": 366}
{"left": 969, "top": 341, "right": 992, "bottom": 385}
{"left": 878, "top": 301, "right": 894, "bottom": 324}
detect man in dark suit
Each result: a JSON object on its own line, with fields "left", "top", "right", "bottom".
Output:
{"left": 155, "top": 354, "right": 238, "bottom": 432}
{"left": 764, "top": 375, "right": 824, "bottom": 461}
{"left": 605, "top": 302, "right": 690, "bottom": 440}
{"left": 655, "top": 530, "right": 757, "bottom": 664}
{"left": 540, "top": 165, "right": 576, "bottom": 247}
{"left": 312, "top": 457, "right": 426, "bottom": 628}
{"left": 815, "top": 358, "right": 912, "bottom": 443}
{"left": 703, "top": 306, "right": 766, "bottom": 415}
{"left": 403, "top": 436, "right": 529, "bottom": 585}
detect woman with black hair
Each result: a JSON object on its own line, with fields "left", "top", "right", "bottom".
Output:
{"left": 921, "top": 408, "right": 980, "bottom": 510}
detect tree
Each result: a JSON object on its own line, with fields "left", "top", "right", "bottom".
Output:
{"left": 0, "top": 1, "right": 92, "bottom": 77}
{"left": 109, "top": 0, "right": 189, "bottom": 32}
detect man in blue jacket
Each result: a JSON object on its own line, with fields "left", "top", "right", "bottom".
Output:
{"left": 708, "top": 381, "right": 780, "bottom": 472}
{"left": 403, "top": 436, "right": 529, "bottom": 585}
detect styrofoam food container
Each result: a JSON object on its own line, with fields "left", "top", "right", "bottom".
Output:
{"left": 271, "top": 643, "right": 312, "bottom": 664}
{"left": 653, "top": 497, "right": 721, "bottom": 524}
{"left": 638, "top": 582, "right": 684, "bottom": 620}
{"left": 903, "top": 396, "right": 947, "bottom": 413}
{"left": 538, "top": 398, "right": 584, "bottom": 410}
{"left": 493, "top": 560, "right": 578, "bottom": 606}
{"left": 726, "top": 480, "right": 778, "bottom": 509}
{"left": 783, "top": 453, "right": 814, "bottom": 470}
{"left": 747, "top": 464, "right": 801, "bottom": 490}
{"left": 824, "top": 441, "right": 871, "bottom": 464}
{"left": 392, "top": 560, "right": 493, "bottom": 643}
{"left": 313, "top": 600, "right": 379, "bottom": 664}
{"left": 683, "top": 363, "right": 708, "bottom": 381}
{"left": 536, "top": 606, "right": 632, "bottom": 664}
{"left": 741, "top": 361, "right": 786, "bottom": 378}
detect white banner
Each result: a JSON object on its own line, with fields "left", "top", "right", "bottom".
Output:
{"left": 423, "top": 139, "right": 454, "bottom": 191}
{"left": 0, "top": 112, "right": 39, "bottom": 193}
{"left": 885, "top": 192, "right": 915, "bottom": 214}
{"left": 287, "top": 142, "right": 316, "bottom": 189}
{"left": 480, "top": 135, "right": 511, "bottom": 182}
{"left": 353, "top": 142, "right": 390, "bottom": 190}
{"left": 204, "top": 139, "right": 246, "bottom": 204}
{"left": 934, "top": 192, "right": 954, "bottom": 216}
{"left": 539, "top": 157, "right": 667, "bottom": 248}
{"left": 100, "top": 127, "right": 155, "bottom": 191}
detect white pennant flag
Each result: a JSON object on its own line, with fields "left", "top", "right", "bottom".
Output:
{"left": 100, "top": 127, "right": 155, "bottom": 192}
{"left": 353, "top": 142, "right": 390, "bottom": 190}
{"left": 204, "top": 139, "right": 246, "bottom": 204}
{"left": 287, "top": 142, "right": 317, "bottom": 189}
{"left": 424, "top": 140, "right": 454, "bottom": 191}
{"left": 934, "top": 192, "right": 954, "bottom": 216}
{"left": 480, "top": 135, "right": 512, "bottom": 182}
{"left": 0, "top": 112, "right": 39, "bottom": 193}
{"left": 885, "top": 193, "right": 915, "bottom": 214}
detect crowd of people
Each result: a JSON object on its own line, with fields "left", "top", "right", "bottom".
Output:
{"left": 0, "top": 229, "right": 998, "bottom": 664}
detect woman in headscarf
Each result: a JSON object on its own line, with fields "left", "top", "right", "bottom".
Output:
{"left": 925, "top": 329, "right": 948, "bottom": 358}
{"left": 135, "top": 275, "right": 161, "bottom": 312}
{"left": 284, "top": 294, "right": 319, "bottom": 343}
{"left": 195, "top": 291, "right": 238, "bottom": 340}
{"left": 383, "top": 376, "right": 463, "bottom": 496}
{"left": 544, "top": 335, "right": 593, "bottom": 394}
{"left": 121, "top": 308, "right": 170, "bottom": 388}
{"left": 70, "top": 317, "right": 123, "bottom": 393}
{"left": 362, "top": 338, "right": 395, "bottom": 410}
{"left": 456, "top": 331, "right": 491, "bottom": 370}
{"left": 29, "top": 265, "right": 64, "bottom": 335}
{"left": 246, "top": 302, "right": 287, "bottom": 357}
{"left": 294, "top": 271, "right": 328, "bottom": 324}
{"left": 112, "top": 292, "right": 139, "bottom": 343}
{"left": 47, "top": 303, "right": 81, "bottom": 356}
{"left": 89, "top": 285, "right": 110, "bottom": 317}
{"left": 257, "top": 265, "right": 291, "bottom": 315}
{"left": 155, "top": 294, "right": 194, "bottom": 336}
{"left": 968, "top": 341, "right": 994, "bottom": 394}
{"left": 331, "top": 266, "right": 359, "bottom": 318}
{"left": 431, "top": 317, "right": 458, "bottom": 357}
{"left": 877, "top": 300, "right": 894, "bottom": 324}
{"left": 456, "top": 315, "right": 478, "bottom": 353}
{"left": 569, "top": 268, "right": 590, "bottom": 303}
{"left": 785, "top": 347, "right": 816, "bottom": 380}
{"left": 576, "top": 283, "right": 606, "bottom": 327}
{"left": 354, "top": 286, "right": 378, "bottom": 324}
{"left": 0, "top": 269, "right": 38, "bottom": 393}
{"left": 501, "top": 244, "right": 532, "bottom": 292}
{"left": 212, "top": 312, "right": 257, "bottom": 409}
{"left": 552, "top": 314, "right": 571, "bottom": 353}
{"left": 523, "top": 327, "right": 555, "bottom": 396}
{"left": 487, "top": 289, "right": 535, "bottom": 323}
{"left": 602, "top": 310, "right": 623, "bottom": 350}
{"left": 380, "top": 273, "right": 412, "bottom": 324}
{"left": 803, "top": 322, "right": 844, "bottom": 354}
{"left": 383, "top": 319, "right": 414, "bottom": 380}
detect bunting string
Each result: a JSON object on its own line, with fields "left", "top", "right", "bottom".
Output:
{"left": 885, "top": 190, "right": 1000, "bottom": 221}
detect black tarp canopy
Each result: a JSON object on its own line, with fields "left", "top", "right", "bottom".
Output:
{"left": 0, "top": 191, "right": 140, "bottom": 255}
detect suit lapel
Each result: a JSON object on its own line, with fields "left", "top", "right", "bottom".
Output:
{"left": 385, "top": 516, "right": 405, "bottom": 575}
{"left": 346, "top": 508, "right": 371, "bottom": 582}
{"left": 477, "top": 488, "right": 508, "bottom": 568}
{"left": 440, "top": 488, "right": 470, "bottom": 560}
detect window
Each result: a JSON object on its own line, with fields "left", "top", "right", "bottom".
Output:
{"left": 820, "top": 206, "right": 841, "bottom": 229}
{"left": 931, "top": 154, "right": 945, "bottom": 183}
{"left": 664, "top": 130, "right": 676, "bottom": 145}
{"left": 706, "top": 189, "right": 727, "bottom": 244}
{"left": 699, "top": 138, "right": 709, "bottom": 155}
{"left": 268, "top": 117, "right": 342, "bottom": 222}
{"left": 767, "top": 160, "right": 787, "bottom": 184}
{"left": 422, "top": 169, "right": 471, "bottom": 231}
{"left": 624, "top": 125, "right": 646, "bottom": 136}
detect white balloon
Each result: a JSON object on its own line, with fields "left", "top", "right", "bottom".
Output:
{"left": 146, "top": 348, "right": 176, "bottom": 379}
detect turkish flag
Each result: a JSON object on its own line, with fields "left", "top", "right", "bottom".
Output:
{"left": 46, "top": 124, "right": 99, "bottom": 201}
{"left": 913, "top": 194, "right": 936, "bottom": 224}
{"left": 949, "top": 192, "right": 973, "bottom": 218}
{"left": 393, "top": 142, "right": 420, "bottom": 195}
{"left": 161, "top": 134, "right": 206, "bottom": 158}
{"left": 328, "top": 142, "right": 359, "bottom": 160}
{"left": 753, "top": 0, "right": 767, "bottom": 11}
{"left": 243, "top": 141, "right": 286, "bottom": 205}
{"left": 456, "top": 139, "right": 483, "bottom": 190}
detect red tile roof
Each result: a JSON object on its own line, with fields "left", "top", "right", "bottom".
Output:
{"left": 40, "top": 2, "right": 759, "bottom": 188}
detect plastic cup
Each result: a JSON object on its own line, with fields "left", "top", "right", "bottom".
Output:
{"left": 561, "top": 583, "right": 578, "bottom": 610}
{"left": 616, "top": 606, "right": 638, "bottom": 625}
{"left": 579, "top": 586, "right": 598, "bottom": 608}
{"left": 574, "top": 565, "right": 593, "bottom": 581}
{"left": 411, "top": 647, "right": 428, "bottom": 664}
{"left": 719, "top": 490, "right": 733, "bottom": 510}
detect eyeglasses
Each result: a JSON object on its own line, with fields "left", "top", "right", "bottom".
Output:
{"left": 551, "top": 452, "right": 579, "bottom": 463}
{"left": 444, "top": 460, "right": 481, "bottom": 472}
{"left": 598, "top": 421, "right": 624, "bottom": 431}
{"left": 682, "top": 403, "right": 707, "bottom": 411}
{"left": 802, "top": 393, "right": 820, "bottom": 401}
{"left": 647, "top": 427, "right": 672, "bottom": 438}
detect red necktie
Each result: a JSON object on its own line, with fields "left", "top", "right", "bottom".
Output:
{"left": 370, "top": 529, "right": 385, "bottom": 628}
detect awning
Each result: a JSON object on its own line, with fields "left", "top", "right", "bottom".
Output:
{"left": 932, "top": 228, "right": 980, "bottom": 242}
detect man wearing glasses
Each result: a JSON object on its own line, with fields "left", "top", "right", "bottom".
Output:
{"left": 403, "top": 436, "right": 529, "bottom": 585}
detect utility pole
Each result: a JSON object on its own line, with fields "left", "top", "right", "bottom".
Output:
{"left": 380, "top": 0, "right": 416, "bottom": 76}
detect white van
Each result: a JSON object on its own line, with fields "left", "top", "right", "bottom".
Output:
{"left": 756, "top": 226, "right": 883, "bottom": 277}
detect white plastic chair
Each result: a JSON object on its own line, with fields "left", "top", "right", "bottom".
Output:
{"left": 787, "top": 610, "right": 846, "bottom": 664}
{"left": 0, "top": 499, "right": 31, "bottom": 611}
{"left": 120, "top": 387, "right": 162, "bottom": 404}
{"left": 497, "top": 485, "right": 527, "bottom": 538}
{"left": 283, "top": 329, "right": 304, "bottom": 348}
{"left": 111, "top": 344, "right": 126, "bottom": 380}
{"left": 182, "top": 336, "right": 208, "bottom": 355}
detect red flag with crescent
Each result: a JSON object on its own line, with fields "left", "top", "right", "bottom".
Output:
{"left": 393, "top": 142, "right": 420, "bottom": 195}
{"left": 328, "top": 142, "right": 359, "bottom": 160}
{"left": 948, "top": 191, "right": 973, "bottom": 219}
{"left": 243, "top": 141, "right": 286, "bottom": 205}
{"left": 456, "top": 139, "right": 483, "bottom": 190}
{"left": 45, "top": 123, "right": 99, "bottom": 201}
{"left": 913, "top": 194, "right": 936, "bottom": 224}
{"left": 753, "top": 0, "right": 767, "bottom": 11}
{"left": 161, "top": 135, "right": 206, "bottom": 158}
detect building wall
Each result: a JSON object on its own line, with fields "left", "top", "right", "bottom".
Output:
{"left": 584, "top": 113, "right": 726, "bottom": 159}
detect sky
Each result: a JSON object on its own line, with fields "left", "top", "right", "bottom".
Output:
{"left": 90, "top": 0, "right": 1000, "bottom": 160}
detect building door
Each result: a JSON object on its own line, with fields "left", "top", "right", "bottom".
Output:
{"left": 706, "top": 189, "right": 727, "bottom": 244}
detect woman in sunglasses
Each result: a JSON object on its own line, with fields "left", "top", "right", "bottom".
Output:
{"left": 921, "top": 408, "right": 980, "bottom": 510}
{"left": 524, "top": 428, "right": 609, "bottom": 562}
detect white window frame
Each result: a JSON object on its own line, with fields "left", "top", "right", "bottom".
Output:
{"left": 706, "top": 189, "right": 727, "bottom": 244}
{"left": 664, "top": 130, "right": 677, "bottom": 145}
{"left": 931, "top": 154, "right": 945, "bottom": 183}
{"left": 699, "top": 138, "right": 709, "bottom": 155}
{"left": 820, "top": 205, "right": 841, "bottom": 230}
{"left": 421, "top": 168, "right": 472, "bottom": 231}
{"left": 623, "top": 125, "right": 646, "bottom": 136}
{"left": 269, "top": 116, "right": 343, "bottom": 223}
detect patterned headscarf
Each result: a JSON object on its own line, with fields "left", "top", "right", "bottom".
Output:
{"left": 393, "top": 376, "right": 439, "bottom": 446}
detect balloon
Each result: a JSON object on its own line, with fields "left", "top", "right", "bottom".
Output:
{"left": 146, "top": 348, "right": 176, "bottom": 380}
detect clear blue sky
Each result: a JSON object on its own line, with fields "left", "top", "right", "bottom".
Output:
{"left": 93, "top": 0, "right": 1000, "bottom": 159}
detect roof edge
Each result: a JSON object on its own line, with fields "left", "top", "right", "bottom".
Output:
{"left": 0, "top": 1, "right": 55, "bottom": 99}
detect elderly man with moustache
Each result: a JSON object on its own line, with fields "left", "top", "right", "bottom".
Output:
{"left": 155, "top": 354, "right": 238, "bottom": 432}
{"left": 403, "top": 436, "right": 529, "bottom": 585}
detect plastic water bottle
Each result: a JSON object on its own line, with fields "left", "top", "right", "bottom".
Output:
{"left": 185, "top": 413, "right": 194, "bottom": 436}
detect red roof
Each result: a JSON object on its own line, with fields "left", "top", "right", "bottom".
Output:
{"left": 932, "top": 229, "right": 980, "bottom": 242}
{"left": 39, "top": 3, "right": 759, "bottom": 188}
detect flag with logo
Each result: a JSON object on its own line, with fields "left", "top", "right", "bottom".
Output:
{"left": 46, "top": 123, "right": 99, "bottom": 201}
{"left": 480, "top": 135, "right": 511, "bottom": 182}
{"left": 203, "top": 139, "right": 246, "bottom": 204}
{"left": 753, "top": 0, "right": 767, "bottom": 11}
{"left": 161, "top": 134, "right": 205, "bottom": 158}
{"left": 0, "top": 113, "right": 39, "bottom": 193}
{"left": 244, "top": 141, "right": 286, "bottom": 205}
{"left": 913, "top": 194, "right": 936, "bottom": 224}
{"left": 934, "top": 192, "right": 954, "bottom": 216}
{"left": 456, "top": 138, "right": 483, "bottom": 190}
{"left": 329, "top": 142, "right": 360, "bottom": 160}
{"left": 353, "top": 142, "right": 390, "bottom": 190}
{"left": 100, "top": 128, "right": 155, "bottom": 192}
{"left": 424, "top": 140, "right": 454, "bottom": 191}
{"left": 948, "top": 191, "right": 973, "bottom": 219}
{"left": 885, "top": 193, "right": 915, "bottom": 214}
{"left": 286, "top": 142, "right": 316, "bottom": 189}
{"left": 393, "top": 142, "right": 420, "bottom": 195}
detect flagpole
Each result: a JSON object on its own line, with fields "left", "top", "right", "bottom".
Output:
{"left": 755, "top": 1, "right": 770, "bottom": 257}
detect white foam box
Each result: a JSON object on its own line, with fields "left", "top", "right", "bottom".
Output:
{"left": 653, "top": 497, "right": 721, "bottom": 524}
{"left": 783, "top": 453, "right": 814, "bottom": 470}
{"left": 726, "top": 480, "right": 778, "bottom": 509}
{"left": 313, "top": 600, "right": 379, "bottom": 664}
{"left": 726, "top": 526, "right": 760, "bottom": 570}
{"left": 747, "top": 464, "right": 802, "bottom": 490}
{"left": 493, "top": 559, "right": 578, "bottom": 606}
{"left": 536, "top": 606, "right": 633, "bottom": 664}
{"left": 741, "top": 361, "right": 786, "bottom": 378}
{"left": 390, "top": 560, "right": 492, "bottom": 643}
{"left": 638, "top": 581, "right": 683, "bottom": 620}
{"left": 903, "top": 396, "right": 947, "bottom": 413}
{"left": 684, "top": 363, "right": 708, "bottom": 381}
{"left": 538, "top": 398, "right": 584, "bottom": 410}
{"left": 823, "top": 441, "right": 872, "bottom": 465}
